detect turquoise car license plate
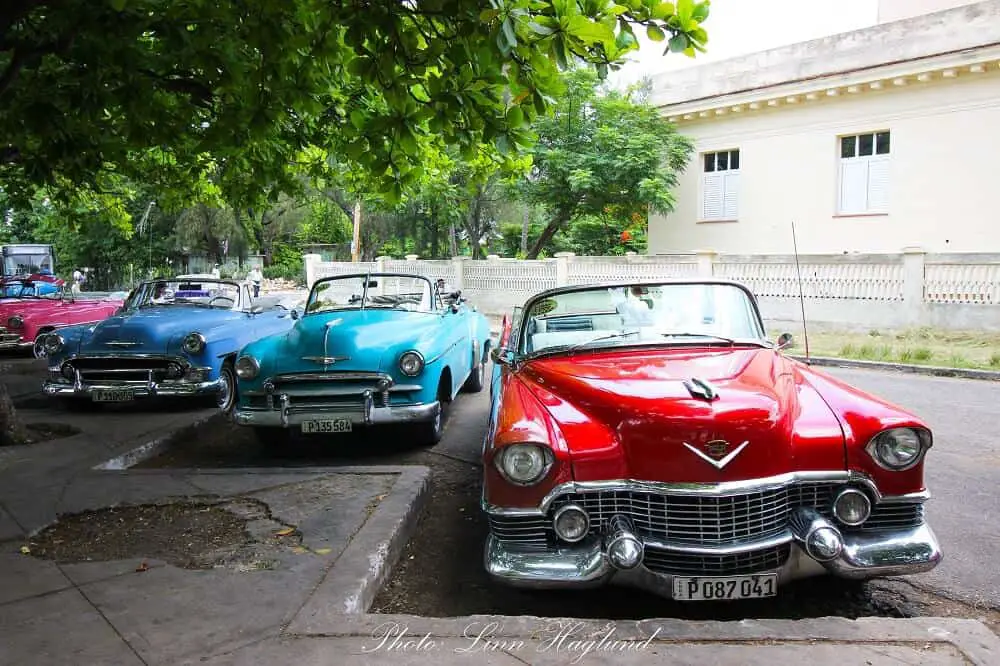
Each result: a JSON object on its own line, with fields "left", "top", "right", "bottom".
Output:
{"left": 92, "top": 389, "right": 135, "bottom": 402}
{"left": 672, "top": 574, "right": 777, "bottom": 601}
{"left": 301, "top": 419, "right": 353, "bottom": 434}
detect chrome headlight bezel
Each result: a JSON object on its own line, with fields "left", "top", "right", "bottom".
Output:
{"left": 44, "top": 333, "right": 65, "bottom": 354}
{"left": 7, "top": 315, "right": 23, "bottom": 329}
{"left": 494, "top": 443, "right": 555, "bottom": 486}
{"left": 865, "top": 427, "right": 932, "bottom": 471}
{"left": 182, "top": 332, "right": 207, "bottom": 355}
{"left": 831, "top": 487, "right": 872, "bottom": 526}
{"left": 235, "top": 355, "right": 260, "bottom": 380}
{"left": 399, "top": 350, "right": 425, "bottom": 377}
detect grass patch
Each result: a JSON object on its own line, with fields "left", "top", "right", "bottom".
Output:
{"left": 780, "top": 326, "right": 1000, "bottom": 370}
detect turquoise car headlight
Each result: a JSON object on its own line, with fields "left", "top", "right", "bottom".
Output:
{"left": 399, "top": 350, "right": 424, "bottom": 377}
{"left": 235, "top": 355, "right": 260, "bottom": 380}
{"left": 182, "top": 332, "right": 206, "bottom": 354}
{"left": 44, "top": 334, "right": 64, "bottom": 354}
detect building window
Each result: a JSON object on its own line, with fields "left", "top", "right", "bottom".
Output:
{"left": 838, "top": 131, "right": 890, "bottom": 215}
{"left": 701, "top": 149, "right": 740, "bottom": 221}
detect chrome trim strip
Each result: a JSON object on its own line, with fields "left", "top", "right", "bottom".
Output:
{"left": 641, "top": 532, "right": 795, "bottom": 556}
{"left": 264, "top": 371, "right": 392, "bottom": 385}
{"left": 426, "top": 335, "right": 468, "bottom": 365}
{"left": 233, "top": 399, "right": 440, "bottom": 428}
{"left": 484, "top": 471, "right": 879, "bottom": 517}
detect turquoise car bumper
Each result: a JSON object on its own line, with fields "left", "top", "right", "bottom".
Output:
{"left": 233, "top": 396, "right": 439, "bottom": 428}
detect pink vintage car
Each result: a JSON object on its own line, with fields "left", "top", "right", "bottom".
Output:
{"left": 0, "top": 277, "right": 125, "bottom": 357}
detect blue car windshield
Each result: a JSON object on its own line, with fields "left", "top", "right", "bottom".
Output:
{"left": 306, "top": 274, "right": 437, "bottom": 314}
{"left": 137, "top": 279, "right": 242, "bottom": 309}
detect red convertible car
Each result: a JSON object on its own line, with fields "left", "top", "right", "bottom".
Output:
{"left": 0, "top": 278, "right": 124, "bottom": 357}
{"left": 483, "top": 279, "right": 940, "bottom": 601}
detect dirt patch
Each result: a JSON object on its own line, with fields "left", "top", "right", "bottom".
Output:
{"left": 28, "top": 501, "right": 253, "bottom": 569}
{"left": 23, "top": 421, "right": 81, "bottom": 443}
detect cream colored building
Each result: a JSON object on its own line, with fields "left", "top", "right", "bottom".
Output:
{"left": 647, "top": 0, "right": 1000, "bottom": 255}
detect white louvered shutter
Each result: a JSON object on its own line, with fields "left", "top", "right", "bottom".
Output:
{"left": 702, "top": 173, "right": 724, "bottom": 219}
{"left": 866, "top": 157, "right": 890, "bottom": 213}
{"left": 839, "top": 160, "right": 868, "bottom": 214}
{"left": 723, "top": 171, "right": 740, "bottom": 219}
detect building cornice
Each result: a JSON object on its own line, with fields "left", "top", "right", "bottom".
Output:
{"left": 661, "top": 43, "right": 1000, "bottom": 124}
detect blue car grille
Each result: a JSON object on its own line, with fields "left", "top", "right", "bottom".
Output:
{"left": 63, "top": 356, "right": 182, "bottom": 382}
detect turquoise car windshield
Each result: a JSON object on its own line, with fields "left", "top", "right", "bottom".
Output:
{"left": 307, "top": 274, "right": 437, "bottom": 314}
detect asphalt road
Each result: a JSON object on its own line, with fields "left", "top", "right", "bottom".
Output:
{"left": 819, "top": 366, "right": 1000, "bottom": 609}
{"left": 130, "top": 361, "right": 999, "bottom": 622}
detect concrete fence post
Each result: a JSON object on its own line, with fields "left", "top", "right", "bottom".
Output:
{"left": 452, "top": 256, "right": 466, "bottom": 292}
{"left": 405, "top": 254, "right": 419, "bottom": 261}
{"left": 696, "top": 249, "right": 717, "bottom": 277}
{"left": 302, "top": 253, "right": 322, "bottom": 289}
{"left": 375, "top": 256, "right": 389, "bottom": 272}
{"left": 901, "top": 246, "right": 926, "bottom": 323}
{"left": 554, "top": 252, "right": 575, "bottom": 287}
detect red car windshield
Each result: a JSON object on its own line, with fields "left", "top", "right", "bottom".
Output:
{"left": 518, "top": 282, "right": 767, "bottom": 356}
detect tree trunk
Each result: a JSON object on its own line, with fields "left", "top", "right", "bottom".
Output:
{"left": 448, "top": 224, "right": 458, "bottom": 257}
{"left": 525, "top": 216, "right": 568, "bottom": 259}
{"left": 0, "top": 382, "right": 29, "bottom": 447}
{"left": 520, "top": 205, "right": 530, "bottom": 255}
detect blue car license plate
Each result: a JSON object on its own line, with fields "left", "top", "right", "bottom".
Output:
{"left": 672, "top": 574, "right": 777, "bottom": 601}
{"left": 92, "top": 389, "right": 135, "bottom": 402}
{"left": 301, "top": 419, "right": 353, "bottom": 434}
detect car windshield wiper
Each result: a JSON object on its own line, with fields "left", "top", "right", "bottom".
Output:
{"left": 566, "top": 331, "right": 640, "bottom": 352}
{"left": 659, "top": 332, "right": 736, "bottom": 345}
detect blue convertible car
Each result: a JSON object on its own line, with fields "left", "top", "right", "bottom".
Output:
{"left": 41, "top": 276, "right": 297, "bottom": 411}
{"left": 232, "top": 272, "right": 493, "bottom": 445}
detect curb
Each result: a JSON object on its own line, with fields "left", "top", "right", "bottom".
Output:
{"left": 287, "top": 465, "right": 432, "bottom": 629}
{"left": 792, "top": 355, "right": 1000, "bottom": 381}
{"left": 92, "top": 412, "right": 221, "bottom": 470}
{"left": 285, "top": 614, "right": 1000, "bottom": 664}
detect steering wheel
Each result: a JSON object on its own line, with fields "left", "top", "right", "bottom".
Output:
{"left": 208, "top": 295, "right": 235, "bottom": 307}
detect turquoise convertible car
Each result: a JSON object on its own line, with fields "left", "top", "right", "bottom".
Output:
{"left": 232, "top": 272, "right": 493, "bottom": 445}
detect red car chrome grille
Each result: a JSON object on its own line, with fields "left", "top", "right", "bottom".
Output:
{"left": 489, "top": 484, "right": 925, "bottom": 551}
{"left": 643, "top": 543, "right": 791, "bottom": 576}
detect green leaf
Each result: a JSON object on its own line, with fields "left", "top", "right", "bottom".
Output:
{"left": 650, "top": 2, "right": 675, "bottom": 20}
{"left": 528, "top": 21, "right": 556, "bottom": 35}
{"left": 348, "top": 57, "right": 370, "bottom": 76}
{"left": 109, "top": 0, "right": 126, "bottom": 10}
{"left": 566, "top": 16, "right": 615, "bottom": 44}
{"left": 496, "top": 134, "right": 511, "bottom": 155}
{"left": 479, "top": 9, "right": 501, "bottom": 22}
{"left": 501, "top": 18, "right": 517, "bottom": 47}
{"left": 349, "top": 110, "right": 365, "bottom": 129}
{"left": 676, "top": 0, "right": 694, "bottom": 22}
{"left": 668, "top": 33, "right": 688, "bottom": 52}
{"left": 692, "top": 1, "right": 710, "bottom": 22}
{"left": 506, "top": 106, "right": 525, "bottom": 127}
{"left": 646, "top": 24, "right": 666, "bottom": 42}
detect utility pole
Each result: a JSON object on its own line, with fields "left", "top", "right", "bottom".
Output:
{"left": 351, "top": 200, "right": 362, "bottom": 262}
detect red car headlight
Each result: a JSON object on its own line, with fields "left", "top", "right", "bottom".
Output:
{"left": 6, "top": 316, "right": 23, "bottom": 329}
{"left": 865, "top": 427, "right": 932, "bottom": 471}
{"left": 494, "top": 443, "right": 554, "bottom": 486}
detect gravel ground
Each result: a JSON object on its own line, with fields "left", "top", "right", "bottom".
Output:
{"left": 136, "top": 412, "right": 1000, "bottom": 632}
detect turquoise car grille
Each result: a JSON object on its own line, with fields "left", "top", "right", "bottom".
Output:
{"left": 259, "top": 371, "right": 394, "bottom": 409}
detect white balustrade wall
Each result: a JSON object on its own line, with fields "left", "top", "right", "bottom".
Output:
{"left": 302, "top": 249, "right": 1000, "bottom": 331}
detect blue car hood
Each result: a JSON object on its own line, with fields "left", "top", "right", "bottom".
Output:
{"left": 77, "top": 306, "right": 242, "bottom": 354}
{"left": 279, "top": 309, "right": 442, "bottom": 373}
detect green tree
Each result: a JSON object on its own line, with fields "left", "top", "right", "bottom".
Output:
{"left": 522, "top": 68, "right": 694, "bottom": 258}
{"left": 1, "top": 0, "right": 710, "bottom": 207}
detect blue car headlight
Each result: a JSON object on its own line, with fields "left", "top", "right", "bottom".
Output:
{"left": 182, "top": 332, "right": 206, "bottom": 354}
{"left": 235, "top": 355, "right": 260, "bottom": 380}
{"left": 399, "top": 350, "right": 424, "bottom": 377}
{"left": 44, "top": 334, "right": 64, "bottom": 354}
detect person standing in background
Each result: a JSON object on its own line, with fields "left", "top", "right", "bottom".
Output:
{"left": 71, "top": 268, "right": 84, "bottom": 295}
{"left": 248, "top": 266, "right": 263, "bottom": 298}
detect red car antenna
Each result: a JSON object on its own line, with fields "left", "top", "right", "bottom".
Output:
{"left": 791, "top": 221, "right": 811, "bottom": 361}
